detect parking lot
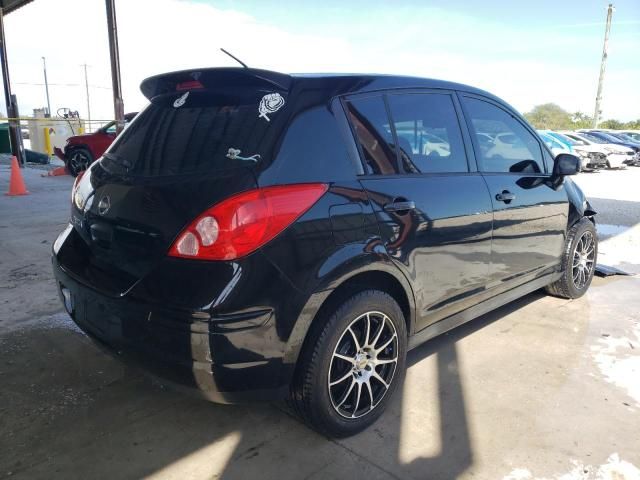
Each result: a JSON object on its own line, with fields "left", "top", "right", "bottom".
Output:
{"left": 1, "top": 165, "right": 639, "bottom": 479}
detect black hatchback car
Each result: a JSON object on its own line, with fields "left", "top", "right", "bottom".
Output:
{"left": 53, "top": 68, "right": 596, "bottom": 438}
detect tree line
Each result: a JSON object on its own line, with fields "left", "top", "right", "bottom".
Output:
{"left": 523, "top": 103, "right": 640, "bottom": 130}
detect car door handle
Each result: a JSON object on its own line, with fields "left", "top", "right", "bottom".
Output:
{"left": 495, "top": 191, "right": 516, "bottom": 203}
{"left": 383, "top": 200, "right": 416, "bottom": 213}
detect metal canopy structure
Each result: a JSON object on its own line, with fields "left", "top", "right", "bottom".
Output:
{"left": 0, "top": 0, "right": 124, "bottom": 165}
{"left": 0, "top": 0, "right": 33, "bottom": 14}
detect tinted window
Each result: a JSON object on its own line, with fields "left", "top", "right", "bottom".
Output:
{"left": 260, "top": 106, "right": 356, "bottom": 184}
{"left": 463, "top": 97, "right": 544, "bottom": 173}
{"left": 579, "top": 132, "right": 606, "bottom": 144}
{"left": 105, "top": 89, "right": 286, "bottom": 177}
{"left": 103, "top": 117, "right": 134, "bottom": 134}
{"left": 103, "top": 121, "right": 117, "bottom": 134}
{"left": 555, "top": 133, "right": 578, "bottom": 146}
{"left": 625, "top": 132, "right": 640, "bottom": 141}
{"left": 346, "top": 96, "right": 399, "bottom": 174}
{"left": 387, "top": 93, "right": 468, "bottom": 173}
{"left": 566, "top": 134, "right": 590, "bottom": 145}
{"left": 540, "top": 133, "right": 563, "bottom": 150}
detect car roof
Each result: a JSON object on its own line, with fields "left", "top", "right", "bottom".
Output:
{"left": 290, "top": 71, "right": 494, "bottom": 95}
{"left": 141, "top": 67, "right": 506, "bottom": 105}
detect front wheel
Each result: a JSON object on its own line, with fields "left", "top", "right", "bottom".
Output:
{"left": 290, "top": 290, "right": 407, "bottom": 438}
{"left": 546, "top": 218, "right": 597, "bottom": 299}
{"left": 66, "top": 147, "right": 93, "bottom": 177}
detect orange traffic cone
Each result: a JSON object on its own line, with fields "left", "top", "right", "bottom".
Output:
{"left": 5, "top": 156, "right": 29, "bottom": 196}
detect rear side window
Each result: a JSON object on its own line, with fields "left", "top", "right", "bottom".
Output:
{"left": 387, "top": 93, "right": 468, "bottom": 173}
{"left": 259, "top": 106, "right": 356, "bottom": 184}
{"left": 105, "top": 89, "right": 286, "bottom": 177}
{"left": 463, "top": 97, "right": 544, "bottom": 174}
{"left": 345, "top": 96, "right": 400, "bottom": 175}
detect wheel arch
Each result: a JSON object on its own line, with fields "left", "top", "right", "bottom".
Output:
{"left": 564, "top": 177, "right": 596, "bottom": 228}
{"left": 283, "top": 262, "right": 415, "bottom": 372}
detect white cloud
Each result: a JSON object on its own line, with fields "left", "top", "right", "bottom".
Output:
{"left": 2, "top": 0, "right": 638, "bottom": 123}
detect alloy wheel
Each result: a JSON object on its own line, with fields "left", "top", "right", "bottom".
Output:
{"left": 328, "top": 311, "right": 398, "bottom": 419}
{"left": 69, "top": 151, "right": 90, "bottom": 173}
{"left": 572, "top": 231, "right": 595, "bottom": 289}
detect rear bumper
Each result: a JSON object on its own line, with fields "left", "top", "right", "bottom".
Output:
{"left": 52, "top": 255, "right": 291, "bottom": 403}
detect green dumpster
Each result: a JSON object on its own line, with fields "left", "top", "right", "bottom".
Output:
{"left": 0, "top": 123, "right": 11, "bottom": 154}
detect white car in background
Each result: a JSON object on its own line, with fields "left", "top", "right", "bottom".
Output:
{"left": 485, "top": 132, "right": 531, "bottom": 159}
{"left": 546, "top": 131, "right": 607, "bottom": 169}
{"left": 560, "top": 131, "right": 630, "bottom": 169}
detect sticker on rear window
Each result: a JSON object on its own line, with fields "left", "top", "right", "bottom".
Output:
{"left": 226, "top": 148, "right": 261, "bottom": 162}
{"left": 173, "top": 91, "right": 189, "bottom": 108}
{"left": 258, "top": 93, "right": 285, "bottom": 122}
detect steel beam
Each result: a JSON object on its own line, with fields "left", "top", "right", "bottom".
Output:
{"left": 105, "top": 0, "right": 124, "bottom": 134}
{"left": 0, "top": 7, "right": 24, "bottom": 165}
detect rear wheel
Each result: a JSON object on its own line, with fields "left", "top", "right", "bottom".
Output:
{"left": 290, "top": 290, "right": 407, "bottom": 438}
{"left": 66, "top": 147, "right": 93, "bottom": 177}
{"left": 546, "top": 218, "right": 597, "bottom": 299}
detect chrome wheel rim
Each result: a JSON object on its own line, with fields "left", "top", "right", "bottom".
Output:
{"left": 70, "top": 151, "right": 89, "bottom": 172}
{"left": 328, "top": 311, "right": 398, "bottom": 419}
{"left": 572, "top": 231, "right": 595, "bottom": 290}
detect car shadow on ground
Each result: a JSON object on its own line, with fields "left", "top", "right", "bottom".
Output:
{"left": 0, "top": 292, "right": 545, "bottom": 479}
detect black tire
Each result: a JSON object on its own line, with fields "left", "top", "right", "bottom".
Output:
{"left": 66, "top": 147, "right": 93, "bottom": 177}
{"left": 606, "top": 160, "right": 612, "bottom": 169}
{"left": 290, "top": 290, "right": 407, "bottom": 438}
{"left": 546, "top": 218, "right": 597, "bottom": 299}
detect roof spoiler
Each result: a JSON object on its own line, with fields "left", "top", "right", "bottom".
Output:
{"left": 140, "top": 68, "right": 292, "bottom": 99}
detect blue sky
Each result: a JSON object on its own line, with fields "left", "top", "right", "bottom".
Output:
{"left": 4, "top": 0, "right": 639, "bottom": 122}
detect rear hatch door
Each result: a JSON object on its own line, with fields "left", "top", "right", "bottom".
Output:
{"left": 63, "top": 69, "right": 292, "bottom": 295}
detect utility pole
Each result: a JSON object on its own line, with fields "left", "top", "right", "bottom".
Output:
{"left": 82, "top": 63, "right": 91, "bottom": 132}
{"left": 41, "top": 56, "right": 51, "bottom": 117}
{"left": 593, "top": 4, "right": 614, "bottom": 128}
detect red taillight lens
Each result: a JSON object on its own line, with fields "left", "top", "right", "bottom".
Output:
{"left": 168, "top": 183, "right": 328, "bottom": 261}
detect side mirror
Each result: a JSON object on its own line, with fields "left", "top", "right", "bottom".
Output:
{"left": 553, "top": 153, "right": 581, "bottom": 176}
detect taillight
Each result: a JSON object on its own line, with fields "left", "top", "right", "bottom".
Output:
{"left": 168, "top": 183, "right": 328, "bottom": 261}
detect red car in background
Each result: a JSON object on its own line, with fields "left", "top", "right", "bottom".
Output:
{"left": 54, "top": 112, "right": 137, "bottom": 176}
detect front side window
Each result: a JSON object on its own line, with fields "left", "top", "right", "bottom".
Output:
{"left": 386, "top": 93, "right": 468, "bottom": 173}
{"left": 463, "top": 97, "right": 544, "bottom": 174}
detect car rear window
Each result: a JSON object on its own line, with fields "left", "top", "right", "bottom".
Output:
{"left": 104, "top": 89, "right": 288, "bottom": 177}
